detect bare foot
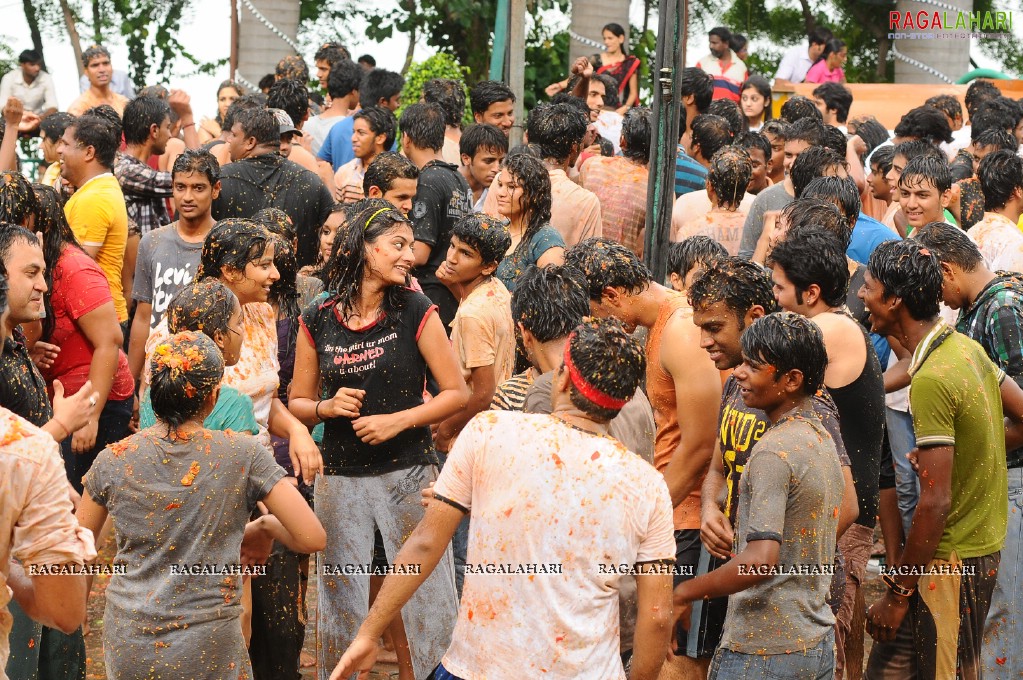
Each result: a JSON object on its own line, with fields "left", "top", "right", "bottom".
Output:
{"left": 299, "top": 651, "right": 315, "bottom": 668}
{"left": 82, "top": 621, "right": 91, "bottom": 637}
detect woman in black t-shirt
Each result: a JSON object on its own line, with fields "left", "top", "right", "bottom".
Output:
{"left": 289, "top": 199, "right": 468, "bottom": 679}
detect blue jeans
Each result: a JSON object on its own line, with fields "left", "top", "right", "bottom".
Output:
{"left": 885, "top": 407, "right": 918, "bottom": 538}
{"left": 709, "top": 630, "right": 834, "bottom": 679}
{"left": 983, "top": 466, "right": 1023, "bottom": 676}
{"left": 60, "top": 395, "right": 133, "bottom": 494}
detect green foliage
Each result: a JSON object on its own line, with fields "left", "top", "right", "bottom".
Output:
{"left": 0, "top": 39, "right": 17, "bottom": 79}
{"left": 975, "top": 0, "right": 1022, "bottom": 78}
{"left": 629, "top": 27, "right": 657, "bottom": 106}
{"left": 523, "top": 27, "right": 570, "bottom": 110}
{"left": 398, "top": 53, "right": 473, "bottom": 125}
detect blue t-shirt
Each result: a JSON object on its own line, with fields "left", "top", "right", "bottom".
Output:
{"left": 318, "top": 115, "right": 399, "bottom": 171}
{"left": 847, "top": 213, "right": 899, "bottom": 266}
{"left": 494, "top": 225, "right": 566, "bottom": 291}
{"left": 139, "top": 385, "right": 260, "bottom": 434}
{"left": 674, "top": 145, "right": 708, "bottom": 198}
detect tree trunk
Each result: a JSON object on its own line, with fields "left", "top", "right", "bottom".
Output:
{"left": 92, "top": 0, "right": 103, "bottom": 43}
{"left": 876, "top": 35, "right": 890, "bottom": 80}
{"left": 797, "top": 0, "right": 815, "bottom": 34}
{"left": 21, "top": 0, "right": 47, "bottom": 70}
{"left": 401, "top": 0, "right": 416, "bottom": 75}
{"left": 59, "top": 0, "right": 85, "bottom": 78}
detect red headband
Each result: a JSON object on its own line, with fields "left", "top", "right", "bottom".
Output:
{"left": 563, "top": 339, "right": 629, "bottom": 411}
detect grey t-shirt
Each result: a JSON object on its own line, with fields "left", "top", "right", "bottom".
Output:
{"left": 85, "top": 429, "right": 285, "bottom": 677}
{"left": 523, "top": 371, "right": 656, "bottom": 465}
{"left": 132, "top": 223, "right": 204, "bottom": 329}
{"left": 737, "top": 182, "right": 794, "bottom": 259}
{"left": 719, "top": 403, "right": 844, "bottom": 655}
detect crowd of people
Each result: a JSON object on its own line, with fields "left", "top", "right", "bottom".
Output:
{"left": 1, "top": 21, "right": 1023, "bottom": 680}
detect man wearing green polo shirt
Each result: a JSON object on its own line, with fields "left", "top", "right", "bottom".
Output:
{"left": 858, "top": 238, "right": 1023, "bottom": 678}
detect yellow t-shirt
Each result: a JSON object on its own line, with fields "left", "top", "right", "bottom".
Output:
{"left": 64, "top": 174, "right": 129, "bottom": 321}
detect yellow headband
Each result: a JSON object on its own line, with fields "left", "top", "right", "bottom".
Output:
{"left": 365, "top": 207, "right": 391, "bottom": 231}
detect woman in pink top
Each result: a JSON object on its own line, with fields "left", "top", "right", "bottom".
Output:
{"left": 805, "top": 39, "right": 847, "bottom": 83}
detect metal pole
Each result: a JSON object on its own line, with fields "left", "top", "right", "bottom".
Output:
{"left": 489, "top": 0, "right": 510, "bottom": 81}
{"left": 508, "top": 0, "right": 527, "bottom": 146}
{"left": 643, "top": 0, "right": 684, "bottom": 281}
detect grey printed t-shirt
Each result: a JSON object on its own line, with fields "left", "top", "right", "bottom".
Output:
{"left": 718, "top": 403, "right": 844, "bottom": 655}
{"left": 737, "top": 182, "right": 794, "bottom": 259}
{"left": 84, "top": 429, "right": 285, "bottom": 678}
{"left": 132, "top": 223, "right": 203, "bottom": 328}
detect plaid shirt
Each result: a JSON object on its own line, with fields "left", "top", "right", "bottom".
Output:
{"left": 957, "top": 272, "right": 1023, "bottom": 466}
{"left": 113, "top": 153, "right": 172, "bottom": 235}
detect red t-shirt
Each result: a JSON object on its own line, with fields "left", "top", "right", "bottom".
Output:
{"left": 43, "top": 247, "right": 134, "bottom": 399}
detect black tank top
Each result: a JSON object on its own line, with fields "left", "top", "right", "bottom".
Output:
{"left": 827, "top": 313, "right": 885, "bottom": 529}
{"left": 299, "top": 289, "right": 438, "bottom": 475}
{"left": 200, "top": 139, "right": 225, "bottom": 152}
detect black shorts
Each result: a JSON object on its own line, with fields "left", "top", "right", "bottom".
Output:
{"left": 673, "top": 529, "right": 703, "bottom": 653}
{"left": 681, "top": 545, "right": 728, "bottom": 658}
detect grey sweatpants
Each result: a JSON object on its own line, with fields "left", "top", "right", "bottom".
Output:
{"left": 315, "top": 465, "right": 458, "bottom": 680}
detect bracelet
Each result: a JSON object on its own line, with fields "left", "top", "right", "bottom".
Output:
{"left": 315, "top": 400, "right": 325, "bottom": 421}
{"left": 882, "top": 573, "right": 915, "bottom": 598}
{"left": 182, "top": 122, "right": 196, "bottom": 129}
{"left": 51, "top": 415, "right": 71, "bottom": 440}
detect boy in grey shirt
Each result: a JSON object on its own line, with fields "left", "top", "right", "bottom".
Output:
{"left": 674, "top": 312, "right": 844, "bottom": 679}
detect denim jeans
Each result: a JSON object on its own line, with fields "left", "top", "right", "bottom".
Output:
{"left": 885, "top": 407, "right": 918, "bottom": 537}
{"left": 60, "top": 395, "right": 133, "bottom": 494}
{"left": 983, "top": 466, "right": 1023, "bottom": 676}
{"left": 709, "top": 630, "right": 834, "bottom": 679}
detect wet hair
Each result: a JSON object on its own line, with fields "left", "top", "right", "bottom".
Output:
{"left": 81, "top": 44, "right": 110, "bottom": 69}
{"left": 399, "top": 102, "right": 446, "bottom": 152}
{"left": 315, "top": 42, "right": 351, "bottom": 65}
{"left": 780, "top": 95, "right": 823, "bottom": 124}
{"left": 149, "top": 331, "right": 225, "bottom": 429}
{"left": 679, "top": 67, "right": 714, "bottom": 114}
{"left": 459, "top": 124, "right": 509, "bottom": 159}
{"left": 451, "top": 213, "right": 512, "bottom": 265}
{"left": 223, "top": 93, "right": 264, "bottom": 132}
{"left": 708, "top": 99, "right": 747, "bottom": 137}
{"left": 166, "top": 279, "right": 239, "bottom": 339}
{"left": 275, "top": 55, "right": 309, "bottom": 82}
{"left": 268, "top": 78, "right": 309, "bottom": 127}
{"left": 511, "top": 265, "right": 590, "bottom": 342}
{"left": 707, "top": 146, "right": 752, "bottom": 207}
{"left": 965, "top": 79, "right": 1001, "bottom": 118}
{"left": 893, "top": 106, "right": 953, "bottom": 144}
{"left": 784, "top": 116, "right": 826, "bottom": 147}
{"left": 899, "top": 155, "right": 952, "bottom": 194}
{"left": 67, "top": 114, "right": 119, "bottom": 169}
{"left": 810, "top": 83, "right": 852, "bottom": 126}
{"left": 869, "top": 145, "right": 895, "bottom": 177}
{"left": 735, "top": 131, "right": 771, "bottom": 167}
{"left": 354, "top": 106, "right": 398, "bottom": 151}
{"left": 172, "top": 149, "right": 220, "bottom": 185}
{"left": 501, "top": 152, "right": 552, "bottom": 255}
{"left": 0, "top": 222, "right": 38, "bottom": 267}
{"left": 780, "top": 197, "right": 850, "bottom": 249}
{"left": 867, "top": 239, "right": 942, "bottom": 321}
{"left": 892, "top": 138, "right": 943, "bottom": 164}
{"left": 801, "top": 176, "right": 861, "bottom": 231}
{"left": 0, "top": 171, "right": 37, "bottom": 227}
{"left": 603, "top": 22, "right": 629, "bottom": 54}
{"left": 564, "top": 237, "right": 652, "bottom": 301}
{"left": 740, "top": 312, "right": 827, "bottom": 395}
{"left": 854, "top": 118, "right": 890, "bottom": 157}
{"left": 549, "top": 91, "right": 592, "bottom": 124}
{"left": 121, "top": 96, "right": 170, "bottom": 145}
{"left": 589, "top": 73, "right": 620, "bottom": 109}
{"left": 268, "top": 230, "right": 302, "bottom": 356}
{"left": 526, "top": 102, "right": 588, "bottom": 163}
{"left": 791, "top": 146, "right": 847, "bottom": 198}
{"left": 911, "top": 221, "right": 983, "bottom": 273}
{"left": 666, "top": 236, "right": 728, "bottom": 281}
{"left": 469, "top": 80, "right": 515, "bottom": 116}
{"left": 621, "top": 107, "right": 653, "bottom": 163}
{"left": 562, "top": 318, "right": 645, "bottom": 421}
{"left": 818, "top": 126, "right": 844, "bottom": 155}
{"left": 321, "top": 199, "right": 414, "bottom": 323}
{"left": 197, "top": 218, "right": 273, "bottom": 281}
{"left": 709, "top": 26, "right": 732, "bottom": 42}
{"left": 740, "top": 75, "right": 773, "bottom": 121}
{"left": 769, "top": 227, "right": 849, "bottom": 308}
{"left": 253, "top": 207, "right": 295, "bottom": 243}
{"left": 974, "top": 128, "right": 1018, "bottom": 154}
{"left": 761, "top": 119, "right": 788, "bottom": 142}
{"left": 40, "top": 112, "right": 74, "bottom": 144}
{"left": 971, "top": 98, "right": 1021, "bottom": 139}
{"left": 978, "top": 149, "right": 1023, "bottom": 211}
{"left": 690, "top": 114, "right": 734, "bottom": 162}
{"left": 233, "top": 107, "right": 279, "bottom": 147}
{"left": 360, "top": 69, "right": 405, "bottom": 109}
{"left": 423, "top": 78, "right": 467, "bottom": 129}
{"left": 925, "top": 94, "right": 963, "bottom": 124}
{"left": 363, "top": 151, "right": 419, "bottom": 195}
{"left": 688, "top": 256, "right": 779, "bottom": 318}
{"left": 326, "top": 59, "right": 363, "bottom": 100}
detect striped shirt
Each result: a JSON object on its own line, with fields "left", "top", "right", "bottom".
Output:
{"left": 674, "top": 146, "right": 708, "bottom": 198}
{"left": 491, "top": 371, "right": 536, "bottom": 412}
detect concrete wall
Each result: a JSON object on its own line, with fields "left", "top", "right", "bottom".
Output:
{"left": 236, "top": 0, "right": 301, "bottom": 90}
{"left": 893, "top": 0, "right": 972, "bottom": 83}
{"left": 568, "top": 0, "right": 631, "bottom": 65}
